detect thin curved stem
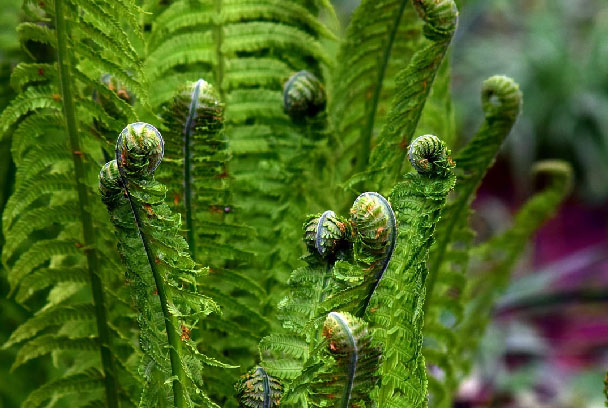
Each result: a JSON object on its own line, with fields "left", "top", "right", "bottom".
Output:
{"left": 123, "top": 186, "right": 186, "bottom": 408}
{"left": 54, "top": 1, "right": 119, "bottom": 406}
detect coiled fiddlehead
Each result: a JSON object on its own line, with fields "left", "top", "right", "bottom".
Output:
{"left": 100, "top": 122, "right": 222, "bottom": 407}
{"left": 481, "top": 75, "right": 522, "bottom": 122}
{"left": 115, "top": 121, "right": 164, "bottom": 178}
{"left": 283, "top": 70, "right": 326, "bottom": 120}
{"left": 304, "top": 210, "right": 350, "bottom": 258}
{"left": 236, "top": 366, "right": 282, "bottom": 408}
{"left": 412, "top": 0, "right": 459, "bottom": 41}
{"left": 408, "top": 134, "right": 454, "bottom": 177}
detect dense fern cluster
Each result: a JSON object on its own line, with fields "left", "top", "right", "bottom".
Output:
{"left": 0, "top": 0, "right": 574, "bottom": 407}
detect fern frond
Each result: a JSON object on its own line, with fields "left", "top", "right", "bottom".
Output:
{"left": 100, "top": 123, "right": 222, "bottom": 407}
{"left": 365, "top": 135, "right": 456, "bottom": 407}
{"left": 330, "top": 0, "right": 424, "bottom": 184}
{"left": 422, "top": 75, "right": 522, "bottom": 406}
{"left": 21, "top": 369, "right": 106, "bottom": 408}
{"left": 364, "top": 0, "right": 458, "bottom": 192}
{"left": 456, "top": 160, "right": 572, "bottom": 377}
{"left": 1, "top": 0, "right": 145, "bottom": 405}
{"left": 156, "top": 78, "right": 268, "bottom": 403}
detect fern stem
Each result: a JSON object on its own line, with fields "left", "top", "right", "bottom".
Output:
{"left": 330, "top": 312, "right": 358, "bottom": 408}
{"left": 357, "top": 0, "right": 408, "bottom": 172}
{"left": 123, "top": 187, "right": 186, "bottom": 408}
{"left": 53, "top": 1, "right": 119, "bottom": 406}
{"left": 258, "top": 367, "right": 272, "bottom": 408}
{"left": 183, "top": 80, "right": 201, "bottom": 260}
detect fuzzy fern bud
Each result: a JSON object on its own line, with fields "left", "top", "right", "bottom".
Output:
{"left": 408, "top": 134, "right": 454, "bottom": 177}
{"left": 482, "top": 75, "right": 523, "bottom": 122}
{"left": 413, "top": 0, "right": 459, "bottom": 41}
{"left": 350, "top": 192, "right": 397, "bottom": 264}
{"left": 283, "top": 70, "right": 326, "bottom": 119}
{"left": 236, "top": 366, "right": 282, "bottom": 408}
{"left": 304, "top": 210, "right": 350, "bottom": 258}
{"left": 115, "top": 122, "right": 164, "bottom": 179}
{"left": 98, "top": 159, "right": 123, "bottom": 207}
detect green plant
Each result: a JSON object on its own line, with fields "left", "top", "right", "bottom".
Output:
{"left": 0, "top": 0, "right": 572, "bottom": 407}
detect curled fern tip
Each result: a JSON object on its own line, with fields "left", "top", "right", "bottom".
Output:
{"left": 408, "top": 134, "right": 454, "bottom": 176}
{"left": 304, "top": 210, "right": 350, "bottom": 258}
{"left": 482, "top": 75, "right": 522, "bottom": 121}
{"left": 283, "top": 71, "right": 326, "bottom": 119}
{"left": 236, "top": 366, "right": 282, "bottom": 408}
{"left": 115, "top": 122, "right": 164, "bottom": 178}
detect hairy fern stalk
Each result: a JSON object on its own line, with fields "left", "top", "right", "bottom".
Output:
{"left": 0, "top": 0, "right": 573, "bottom": 406}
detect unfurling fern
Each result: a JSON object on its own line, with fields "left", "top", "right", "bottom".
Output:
{"left": 0, "top": 0, "right": 577, "bottom": 406}
{"left": 422, "top": 75, "right": 523, "bottom": 406}
{"left": 457, "top": 160, "right": 573, "bottom": 378}
{"left": 99, "top": 122, "right": 227, "bottom": 407}
{"left": 355, "top": 0, "right": 458, "bottom": 193}
{"left": 366, "top": 135, "right": 456, "bottom": 407}
{"left": 157, "top": 77, "right": 266, "bottom": 403}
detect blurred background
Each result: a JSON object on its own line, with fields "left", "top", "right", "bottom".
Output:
{"left": 1, "top": 0, "right": 607, "bottom": 406}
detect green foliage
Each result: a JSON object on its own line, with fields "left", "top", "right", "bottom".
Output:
{"left": 156, "top": 78, "right": 265, "bottom": 403}
{"left": 363, "top": 0, "right": 458, "bottom": 193}
{"left": 0, "top": 0, "right": 574, "bottom": 406}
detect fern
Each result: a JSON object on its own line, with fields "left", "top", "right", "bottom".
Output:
{"left": 363, "top": 0, "right": 458, "bottom": 193}
{"left": 0, "top": 0, "right": 579, "bottom": 406}
{"left": 455, "top": 160, "right": 573, "bottom": 379}
{"left": 156, "top": 77, "right": 267, "bottom": 403}
{"left": 329, "top": 0, "right": 424, "bottom": 185}
{"left": 99, "top": 122, "right": 229, "bottom": 407}
{"left": 366, "top": 135, "right": 456, "bottom": 407}
{"left": 422, "top": 75, "right": 523, "bottom": 406}
{"left": 311, "top": 312, "right": 381, "bottom": 408}
{"left": 0, "top": 0, "right": 143, "bottom": 405}
{"left": 235, "top": 366, "right": 283, "bottom": 408}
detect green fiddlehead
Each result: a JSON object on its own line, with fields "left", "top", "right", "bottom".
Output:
{"left": 313, "top": 311, "right": 381, "bottom": 408}
{"left": 100, "top": 122, "right": 222, "bottom": 407}
{"left": 283, "top": 70, "right": 326, "bottom": 121}
{"left": 366, "top": 134, "right": 456, "bottom": 407}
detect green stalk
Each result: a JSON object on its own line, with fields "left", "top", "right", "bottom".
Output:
{"left": 357, "top": 0, "right": 408, "bottom": 172}
{"left": 53, "top": 1, "right": 119, "bottom": 406}
{"left": 183, "top": 82, "right": 200, "bottom": 260}
{"left": 124, "top": 189, "right": 186, "bottom": 408}
{"left": 214, "top": 0, "right": 224, "bottom": 99}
